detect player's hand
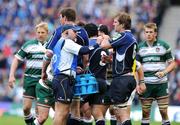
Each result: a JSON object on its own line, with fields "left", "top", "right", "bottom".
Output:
{"left": 8, "top": 76, "right": 16, "bottom": 89}
{"left": 101, "top": 54, "right": 112, "bottom": 63}
{"left": 155, "top": 71, "right": 166, "bottom": 78}
{"left": 97, "top": 36, "right": 103, "bottom": 44}
{"left": 41, "top": 72, "right": 48, "bottom": 82}
{"left": 102, "top": 34, "right": 110, "bottom": 40}
{"left": 76, "top": 66, "right": 84, "bottom": 74}
{"left": 136, "top": 83, "right": 146, "bottom": 95}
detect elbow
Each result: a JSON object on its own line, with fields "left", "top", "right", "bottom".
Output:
{"left": 45, "top": 50, "right": 53, "bottom": 58}
{"left": 173, "top": 61, "right": 177, "bottom": 69}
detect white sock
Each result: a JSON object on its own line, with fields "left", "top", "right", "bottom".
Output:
{"left": 34, "top": 118, "right": 41, "bottom": 125}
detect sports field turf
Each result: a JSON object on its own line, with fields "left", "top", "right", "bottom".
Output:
{"left": 0, "top": 116, "right": 179, "bottom": 125}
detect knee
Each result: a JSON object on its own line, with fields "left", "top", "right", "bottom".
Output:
{"left": 57, "top": 109, "right": 69, "bottom": 119}
{"left": 83, "top": 110, "right": 92, "bottom": 119}
{"left": 92, "top": 110, "right": 101, "bottom": 118}
{"left": 142, "top": 109, "right": 150, "bottom": 118}
{"left": 23, "top": 106, "right": 31, "bottom": 115}
{"left": 109, "top": 107, "right": 115, "bottom": 115}
{"left": 38, "top": 114, "right": 49, "bottom": 124}
{"left": 160, "top": 109, "right": 168, "bottom": 119}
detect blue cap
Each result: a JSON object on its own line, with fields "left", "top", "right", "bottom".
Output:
{"left": 62, "top": 25, "right": 81, "bottom": 33}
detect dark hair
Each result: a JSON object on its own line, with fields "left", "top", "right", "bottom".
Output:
{"left": 60, "top": 8, "right": 76, "bottom": 22}
{"left": 115, "top": 12, "right": 131, "bottom": 29}
{"left": 98, "top": 24, "right": 109, "bottom": 35}
{"left": 84, "top": 23, "right": 98, "bottom": 38}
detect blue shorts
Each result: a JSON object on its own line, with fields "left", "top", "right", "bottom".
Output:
{"left": 52, "top": 74, "right": 75, "bottom": 104}
{"left": 110, "top": 76, "right": 136, "bottom": 104}
{"left": 81, "top": 78, "right": 111, "bottom": 105}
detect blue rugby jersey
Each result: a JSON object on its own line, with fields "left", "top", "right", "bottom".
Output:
{"left": 89, "top": 38, "right": 108, "bottom": 79}
{"left": 110, "top": 30, "right": 137, "bottom": 77}
{"left": 47, "top": 25, "right": 89, "bottom": 52}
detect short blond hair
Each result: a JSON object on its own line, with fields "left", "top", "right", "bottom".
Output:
{"left": 144, "top": 23, "right": 157, "bottom": 32}
{"left": 35, "top": 22, "right": 48, "bottom": 32}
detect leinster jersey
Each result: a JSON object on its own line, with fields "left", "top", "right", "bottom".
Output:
{"left": 110, "top": 30, "right": 137, "bottom": 77}
{"left": 15, "top": 39, "right": 46, "bottom": 78}
{"left": 89, "top": 38, "right": 108, "bottom": 79}
{"left": 137, "top": 40, "right": 174, "bottom": 84}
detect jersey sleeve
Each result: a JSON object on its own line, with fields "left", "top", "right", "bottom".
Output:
{"left": 164, "top": 42, "right": 174, "bottom": 62}
{"left": 110, "top": 32, "right": 126, "bottom": 48}
{"left": 76, "top": 27, "right": 89, "bottom": 46}
{"left": 15, "top": 42, "right": 29, "bottom": 61}
{"left": 47, "top": 28, "right": 62, "bottom": 51}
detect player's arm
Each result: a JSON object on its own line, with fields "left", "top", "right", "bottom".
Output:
{"left": 155, "top": 44, "right": 176, "bottom": 78}
{"left": 101, "top": 50, "right": 113, "bottom": 64}
{"left": 9, "top": 43, "right": 27, "bottom": 89}
{"left": 155, "top": 60, "right": 176, "bottom": 78}
{"left": 136, "top": 61, "right": 146, "bottom": 94}
{"left": 8, "top": 57, "right": 20, "bottom": 88}
{"left": 41, "top": 50, "right": 53, "bottom": 82}
{"left": 165, "top": 60, "right": 176, "bottom": 73}
{"left": 82, "top": 54, "right": 89, "bottom": 68}
{"left": 97, "top": 35, "right": 112, "bottom": 49}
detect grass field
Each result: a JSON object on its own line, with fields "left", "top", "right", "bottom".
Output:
{"left": 0, "top": 116, "right": 179, "bottom": 125}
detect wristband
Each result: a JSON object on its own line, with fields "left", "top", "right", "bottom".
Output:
{"left": 163, "top": 71, "right": 167, "bottom": 76}
{"left": 139, "top": 80, "right": 145, "bottom": 85}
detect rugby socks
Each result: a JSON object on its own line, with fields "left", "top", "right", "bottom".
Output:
{"left": 81, "top": 117, "right": 93, "bottom": 125}
{"left": 67, "top": 116, "right": 81, "bottom": 125}
{"left": 141, "top": 119, "right": 150, "bottom": 125}
{"left": 24, "top": 113, "right": 34, "bottom": 125}
{"left": 34, "top": 118, "right": 40, "bottom": 125}
{"left": 162, "top": 120, "right": 171, "bottom": 125}
{"left": 95, "top": 119, "right": 105, "bottom": 125}
{"left": 120, "top": 119, "right": 131, "bottom": 125}
{"left": 110, "top": 115, "right": 117, "bottom": 125}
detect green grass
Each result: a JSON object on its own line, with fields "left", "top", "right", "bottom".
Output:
{"left": 0, "top": 116, "right": 179, "bottom": 125}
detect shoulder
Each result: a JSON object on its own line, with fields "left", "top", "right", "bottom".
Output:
{"left": 22, "top": 39, "right": 38, "bottom": 48}
{"left": 138, "top": 41, "right": 146, "bottom": 48}
{"left": 112, "top": 32, "right": 125, "bottom": 40}
{"left": 56, "top": 25, "right": 63, "bottom": 32}
{"left": 76, "top": 26, "right": 89, "bottom": 46}
{"left": 157, "top": 39, "right": 171, "bottom": 49}
{"left": 64, "top": 39, "right": 78, "bottom": 47}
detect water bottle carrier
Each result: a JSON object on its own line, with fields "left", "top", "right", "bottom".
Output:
{"left": 74, "top": 73, "right": 99, "bottom": 96}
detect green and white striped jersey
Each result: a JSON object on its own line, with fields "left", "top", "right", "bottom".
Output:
{"left": 15, "top": 39, "right": 46, "bottom": 78}
{"left": 137, "top": 40, "right": 174, "bottom": 84}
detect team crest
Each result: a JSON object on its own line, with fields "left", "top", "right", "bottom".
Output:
{"left": 44, "top": 99, "right": 48, "bottom": 103}
{"left": 156, "top": 47, "right": 160, "bottom": 52}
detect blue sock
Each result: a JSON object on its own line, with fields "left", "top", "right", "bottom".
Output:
{"left": 121, "top": 119, "right": 131, "bottom": 125}
{"left": 67, "top": 116, "right": 81, "bottom": 125}
{"left": 96, "top": 119, "right": 105, "bottom": 125}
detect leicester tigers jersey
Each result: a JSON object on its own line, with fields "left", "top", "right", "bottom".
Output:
{"left": 15, "top": 39, "right": 46, "bottom": 78}
{"left": 137, "top": 39, "right": 174, "bottom": 84}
